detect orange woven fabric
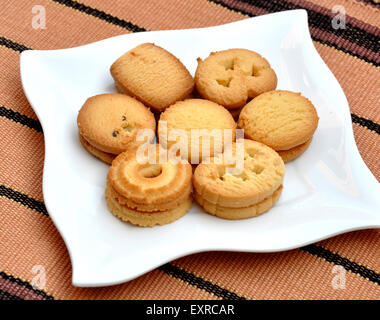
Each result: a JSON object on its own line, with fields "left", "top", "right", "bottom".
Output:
{"left": 0, "top": 0, "right": 379, "bottom": 300}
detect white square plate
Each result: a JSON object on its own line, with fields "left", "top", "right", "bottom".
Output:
{"left": 20, "top": 10, "right": 380, "bottom": 287}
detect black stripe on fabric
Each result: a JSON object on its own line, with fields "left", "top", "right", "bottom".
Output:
{"left": 315, "top": 37, "right": 380, "bottom": 67}
{"left": 158, "top": 263, "right": 246, "bottom": 300}
{"left": 0, "top": 106, "right": 43, "bottom": 133}
{"left": 51, "top": 0, "right": 147, "bottom": 32}
{"left": 208, "top": 0, "right": 380, "bottom": 67}
{"left": 0, "top": 36, "right": 30, "bottom": 53}
{"left": 0, "top": 272, "right": 54, "bottom": 300}
{"left": 360, "top": 0, "right": 380, "bottom": 7}
{"left": 0, "top": 288, "right": 23, "bottom": 300}
{"left": 236, "top": 0, "right": 380, "bottom": 53}
{"left": 351, "top": 114, "right": 380, "bottom": 135}
{"left": 301, "top": 245, "right": 380, "bottom": 286}
{"left": 0, "top": 185, "right": 48, "bottom": 217}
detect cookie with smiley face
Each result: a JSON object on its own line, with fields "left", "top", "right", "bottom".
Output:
{"left": 195, "top": 49, "right": 277, "bottom": 109}
{"left": 193, "top": 139, "right": 285, "bottom": 219}
{"left": 77, "top": 93, "right": 156, "bottom": 163}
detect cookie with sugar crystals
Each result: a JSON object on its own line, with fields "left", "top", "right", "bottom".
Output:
{"left": 110, "top": 43, "right": 194, "bottom": 113}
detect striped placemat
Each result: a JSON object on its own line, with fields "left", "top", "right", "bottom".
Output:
{"left": 0, "top": 0, "right": 379, "bottom": 300}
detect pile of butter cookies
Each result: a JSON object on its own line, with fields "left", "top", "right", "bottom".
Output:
{"left": 77, "top": 43, "right": 319, "bottom": 227}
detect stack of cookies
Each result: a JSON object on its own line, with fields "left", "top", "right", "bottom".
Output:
{"left": 77, "top": 93, "right": 156, "bottom": 164}
{"left": 238, "top": 90, "right": 319, "bottom": 163}
{"left": 193, "top": 139, "right": 285, "bottom": 219}
{"left": 106, "top": 145, "right": 192, "bottom": 227}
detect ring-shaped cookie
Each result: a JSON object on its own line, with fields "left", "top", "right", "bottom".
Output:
{"left": 108, "top": 145, "right": 192, "bottom": 205}
{"left": 106, "top": 184, "right": 192, "bottom": 227}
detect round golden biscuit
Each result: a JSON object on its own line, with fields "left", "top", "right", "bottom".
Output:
{"left": 195, "top": 49, "right": 277, "bottom": 109}
{"left": 108, "top": 145, "right": 192, "bottom": 205}
{"left": 194, "top": 185, "right": 282, "bottom": 220}
{"left": 193, "top": 139, "right": 285, "bottom": 208}
{"left": 106, "top": 184, "right": 192, "bottom": 227}
{"left": 238, "top": 90, "right": 319, "bottom": 151}
{"left": 77, "top": 93, "right": 156, "bottom": 155}
{"left": 110, "top": 43, "right": 194, "bottom": 112}
{"left": 79, "top": 134, "right": 115, "bottom": 165}
{"left": 158, "top": 99, "right": 236, "bottom": 163}
{"left": 277, "top": 138, "right": 312, "bottom": 163}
